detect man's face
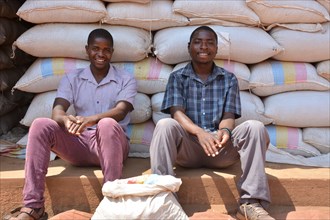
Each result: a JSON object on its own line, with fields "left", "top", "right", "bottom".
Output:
{"left": 85, "top": 37, "right": 113, "bottom": 71}
{"left": 188, "top": 30, "right": 218, "bottom": 64}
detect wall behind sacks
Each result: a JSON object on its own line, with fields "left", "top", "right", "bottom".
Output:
{"left": 2, "top": 0, "right": 329, "bottom": 167}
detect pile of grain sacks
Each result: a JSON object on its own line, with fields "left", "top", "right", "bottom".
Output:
{"left": 0, "top": 0, "right": 36, "bottom": 135}
{"left": 9, "top": 0, "right": 330, "bottom": 166}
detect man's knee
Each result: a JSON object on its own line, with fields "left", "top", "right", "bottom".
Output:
{"left": 97, "top": 118, "right": 118, "bottom": 129}
{"left": 155, "top": 118, "right": 177, "bottom": 131}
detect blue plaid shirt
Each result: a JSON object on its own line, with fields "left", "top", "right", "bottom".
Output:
{"left": 161, "top": 62, "right": 241, "bottom": 131}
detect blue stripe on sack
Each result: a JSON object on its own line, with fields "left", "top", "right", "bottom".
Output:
{"left": 271, "top": 61, "right": 284, "bottom": 85}
{"left": 40, "top": 58, "right": 54, "bottom": 77}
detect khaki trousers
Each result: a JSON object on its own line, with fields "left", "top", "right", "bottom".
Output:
{"left": 150, "top": 118, "right": 271, "bottom": 206}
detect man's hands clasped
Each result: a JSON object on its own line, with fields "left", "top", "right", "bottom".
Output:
{"left": 197, "top": 129, "right": 231, "bottom": 157}
{"left": 64, "top": 115, "right": 97, "bottom": 135}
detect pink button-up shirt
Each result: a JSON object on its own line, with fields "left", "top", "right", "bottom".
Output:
{"left": 56, "top": 65, "right": 137, "bottom": 134}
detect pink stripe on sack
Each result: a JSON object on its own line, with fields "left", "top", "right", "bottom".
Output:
{"left": 294, "top": 62, "right": 307, "bottom": 82}
{"left": 148, "top": 58, "right": 162, "bottom": 80}
{"left": 223, "top": 60, "right": 235, "bottom": 73}
{"left": 64, "top": 58, "right": 76, "bottom": 73}
{"left": 286, "top": 127, "right": 299, "bottom": 149}
{"left": 141, "top": 121, "right": 154, "bottom": 145}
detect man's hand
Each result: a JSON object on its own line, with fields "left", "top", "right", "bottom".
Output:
{"left": 196, "top": 130, "right": 222, "bottom": 157}
{"left": 64, "top": 115, "right": 97, "bottom": 135}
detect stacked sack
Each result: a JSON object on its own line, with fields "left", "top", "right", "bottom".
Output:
{"left": 11, "top": 0, "right": 330, "bottom": 167}
{"left": 0, "top": 0, "right": 36, "bottom": 135}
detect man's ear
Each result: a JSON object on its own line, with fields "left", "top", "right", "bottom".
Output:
{"left": 85, "top": 45, "right": 89, "bottom": 53}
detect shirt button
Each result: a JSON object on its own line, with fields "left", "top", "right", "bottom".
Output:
{"left": 202, "top": 112, "right": 205, "bottom": 115}
{"left": 202, "top": 98, "right": 205, "bottom": 101}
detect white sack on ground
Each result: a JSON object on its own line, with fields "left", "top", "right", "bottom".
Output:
{"left": 270, "top": 22, "right": 330, "bottom": 62}
{"left": 174, "top": 60, "right": 250, "bottom": 91}
{"left": 263, "top": 91, "right": 330, "bottom": 128}
{"left": 173, "top": 0, "right": 260, "bottom": 26}
{"left": 16, "top": 0, "right": 107, "bottom": 24}
{"left": 266, "top": 143, "right": 329, "bottom": 168}
{"left": 153, "top": 25, "right": 283, "bottom": 65}
{"left": 246, "top": 0, "right": 330, "bottom": 26}
{"left": 266, "top": 125, "right": 321, "bottom": 157}
{"left": 93, "top": 174, "right": 188, "bottom": 220}
{"left": 130, "top": 93, "right": 151, "bottom": 124}
{"left": 20, "top": 91, "right": 75, "bottom": 127}
{"left": 249, "top": 60, "right": 330, "bottom": 96}
{"left": 13, "top": 23, "right": 152, "bottom": 62}
{"left": 235, "top": 91, "right": 273, "bottom": 126}
{"left": 316, "top": 60, "right": 330, "bottom": 81}
{"left": 303, "top": 127, "right": 330, "bottom": 154}
{"left": 104, "top": 0, "right": 189, "bottom": 31}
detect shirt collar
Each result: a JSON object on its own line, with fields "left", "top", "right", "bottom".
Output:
{"left": 183, "top": 62, "right": 226, "bottom": 81}
{"left": 80, "top": 65, "right": 117, "bottom": 85}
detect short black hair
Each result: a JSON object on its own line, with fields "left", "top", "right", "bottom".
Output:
{"left": 87, "top": 28, "right": 113, "bottom": 46}
{"left": 189, "top": 26, "right": 218, "bottom": 44}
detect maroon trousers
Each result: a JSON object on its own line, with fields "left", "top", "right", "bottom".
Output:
{"left": 23, "top": 117, "right": 129, "bottom": 208}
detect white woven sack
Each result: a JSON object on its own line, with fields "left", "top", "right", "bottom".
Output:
{"left": 270, "top": 22, "right": 330, "bottom": 62}
{"left": 249, "top": 60, "right": 330, "bottom": 96}
{"left": 127, "top": 120, "right": 154, "bottom": 158}
{"left": 246, "top": 0, "right": 330, "bottom": 26}
{"left": 316, "top": 60, "right": 330, "bottom": 81}
{"left": 151, "top": 92, "right": 170, "bottom": 125}
{"left": 93, "top": 174, "right": 188, "bottom": 220}
{"left": 104, "top": 0, "right": 188, "bottom": 31}
{"left": 113, "top": 57, "right": 173, "bottom": 95}
{"left": 20, "top": 91, "right": 75, "bottom": 127}
{"left": 16, "top": 0, "right": 107, "bottom": 24}
{"left": 317, "top": 0, "right": 330, "bottom": 13}
{"left": 152, "top": 111, "right": 171, "bottom": 125}
{"left": 263, "top": 91, "right": 330, "bottom": 127}
{"left": 173, "top": 60, "right": 250, "bottom": 90}
{"left": 13, "top": 58, "right": 90, "bottom": 93}
{"left": 266, "top": 143, "right": 329, "bottom": 168}
{"left": 103, "top": 0, "right": 150, "bottom": 3}
{"left": 188, "top": 18, "right": 249, "bottom": 27}
{"left": 14, "top": 57, "right": 170, "bottom": 94}
{"left": 130, "top": 93, "right": 151, "bottom": 124}
{"left": 235, "top": 91, "right": 273, "bottom": 126}
{"left": 265, "top": 23, "right": 324, "bottom": 32}
{"left": 13, "top": 23, "right": 152, "bottom": 62}
{"left": 153, "top": 25, "right": 283, "bottom": 65}
{"left": 266, "top": 125, "right": 321, "bottom": 157}
{"left": 173, "top": 0, "right": 260, "bottom": 26}
{"left": 303, "top": 127, "right": 330, "bottom": 154}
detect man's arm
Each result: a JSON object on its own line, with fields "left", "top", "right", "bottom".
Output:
{"left": 217, "top": 112, "right": 235, "bottom": 147}
{"left": 170, "top": 106, "right": 221, "bottom": 157}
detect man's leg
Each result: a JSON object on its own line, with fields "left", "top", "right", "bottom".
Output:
{"left": 23, "top": 117, "right": 93, "bottom": 208}
{"left": 92, "top": 118, "right": 129, "bottom": 182}
{"left": 232, "top": 120, "right": 271, "bottom": 206}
